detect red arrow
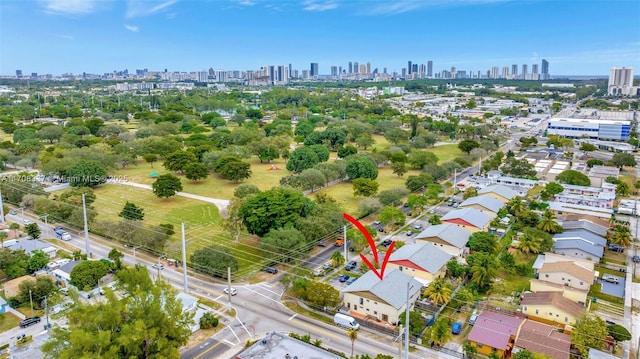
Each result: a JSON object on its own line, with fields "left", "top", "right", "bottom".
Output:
{"left": 343, "top": 213, "right": 394, "bottom": 281}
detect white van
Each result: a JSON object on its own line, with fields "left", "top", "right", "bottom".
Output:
{"left": 334, "top": 313, "right": 360, "bottom": 330}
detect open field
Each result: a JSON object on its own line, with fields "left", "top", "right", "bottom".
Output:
{"left": 0, "top": 311, "right": 21, "bottom": 333}
{"left": 428, "top": 144, "right": 463, "bottom": 164}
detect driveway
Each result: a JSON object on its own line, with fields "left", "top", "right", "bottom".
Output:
{"left": 598, "top": 275, "right": 626, "bottom": 298}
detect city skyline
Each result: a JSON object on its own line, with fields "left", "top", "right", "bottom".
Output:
{"left": 1, "top": 0, "right": 639, "bottom": 76}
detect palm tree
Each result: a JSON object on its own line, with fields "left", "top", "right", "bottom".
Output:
{"left": 507, "top": 197, "right": 526, "bottom": 216}
{"left": 347, "top": 328, "right": 358, "bottom": 358}
{"left": 9, "top": 222, "right": 20, "bottom": 238}
{"left": 469, "top": 253, "right": 498, "bottom": 290}
{"left": 515, "top": 233, "right": 542, "bottom": 257}
{"left": 609, "top": 225, "right": 631, "bottom": 248}
{"left": 0, "top": 231, "right": 6, "bottom": 247}
{"left": 537, "top": 209, "right": 562, "bottom": 234}
{"left": 331, "top": 250, "right": 345, "bottom": 268}
{"left": 423, "top": 278, "right": 452, "bottom": 306}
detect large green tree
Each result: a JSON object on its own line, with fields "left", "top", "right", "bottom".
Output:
{"left": 571, "top": 313, "right": 607, "bottom": 358}
{"left": 163, "top": 151, "right": 197, "bottom": 173}
{"left": 458, "top": 139, "right": 480, "bottom": 154}
{"left": 184, "top": 162, "right": 209, "bottom": 181}
{"left": 286, "top": 147, "right": 319, "bottom": 173}
{"left": 190, "top": 245, "right": 239, "bottom": 278}
{"left": 152, "top": 174, "right": 183, "bottom": 198}
{"left": 69, "top": 260, "right": 110, "bottom": 290}
{"left": 25, "top": 222, "right": 41, "bottom": 240}
{"left": 42, "top": 265, "right": 193, "bottom": 359}
{"left": 612, "top": 152, "right": 636, "bottom": 168}
{"left": 259, "top": 227, "right": 307, "bottom": 264}
{"left": 346, "top": 155, "right": 378, "bottom": 180}
{"left": 67, "top": 160, "right": 108, "bottom": 187}
{"left": 378, "top": 206, "right": 406, "bottom": 229}
{"left": 501, "top": 157, "right": 536, "bottom": 178}
{"left": 468, "top": 232, "right": 499, "bottom": 254}
{"left": 352, "top": 178, "right": 379, "bottom": 197}
{"left": 119, "top": 201, "right": 145, "bottom": 221}
{"left": 556, "top": 170, "right": 590, "bottom": 186}
{"left": 239, "top": 188, "right": 316, "bottom": 236}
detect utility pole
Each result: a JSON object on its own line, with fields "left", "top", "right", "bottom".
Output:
{"left": 40, "top": 214, "right": 49, "bottom": 239}
{"left": 404, "top": 281, "right": 411, "bottom": 359}
{"left": 181, "top": 223, "right": 188, "bottom": 293}
{"left": 227, "top": 267, "right": 232, "bottom": 311}
{"left": 0, "top": 187, "right": 4, "bottom": 224}
{"left": 44, "top": 296, "right": 50, "bottom": 329}
{"left": 398, "top": 325, "right": 403, "bottom": 359}
{"left": 343, "top": 225, "right": 347, "bottom": 262}
{"left": 82, "top": 194, "right": 91, "bottom": 258}
{"left": 29, "top": 289, "right": 34, "bottom": 317}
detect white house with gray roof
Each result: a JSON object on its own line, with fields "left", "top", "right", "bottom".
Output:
{"left": 553, "top": 240, "right": 603, "bottom": 262}
{"left": 342, "top": 269, "right": 421, "bottom": 325}
{"left": 459, "top": 195, "right": 505, "bottom": 216}
{"left": 441, "top": 207, "right": 492, "bottom": 233}
{"left": 477, "top": 184, "right": 518, "bottom": 203}
{"left": 415, "top": 223, "right": 471, "bottom": 257}
{"left": 553, "top": 230, "right": 607, "bottom": 247}
{"left": 387, "top": 243, "right": 453, "bottom": 286}
{"left": 2, "top": 239, "right": 57, "bottom": 258}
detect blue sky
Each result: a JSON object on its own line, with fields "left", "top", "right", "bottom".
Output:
{"left": 1, "top": 0, "right": 639, "bottom": 76}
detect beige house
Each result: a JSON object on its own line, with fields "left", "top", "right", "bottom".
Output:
{"left": 387, "top": 243, "right": 452, "bottom": 286}
{"left": 529, "top": 261, "right": 595, "bottom": 304}
{"left": 520, "top": 292, "right": 585, "bottom": 326}
{"left": 414, "top": 224, "right": 471, "bottom": 257}
{"left": 440, "top": 207, "right": 492, "bottom": 233}
{"left": 342, "top": 269, "right": 421, "bottom": 325}
{"left": 458, "top": 195, "right": 505, "bottom": 216}
{"left": 477, "top": 184, "right": 518, "bottom": 203}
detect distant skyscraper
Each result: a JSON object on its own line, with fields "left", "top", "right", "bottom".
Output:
{"left": 15, "top": 70, "right": 22, "bottom": 78}
{"left": 353, "top": 62, "right": 359, "bottom": 73}
{"left": 348, "top": 62, "right": 353, "bottom": 73}
{"left": 427, "top": 61, "right": 433, "bottom": 78}
{"left": 412, "top": 64, "right": 418, "bottom": 75}
{"left": 331, "top": 66, "right": 338, "bottom": 77}
{"left": 451, "top": 67, "right": 457, "bottom": 79}
{"left": 477, "top": 70, "right": 482, "bottom": 79}
{"left": 288, "top": 63, "right": 293, "bottom": 77}
{"left": 608, "top": 67, "right": 635, "bottom": 96}
{"left": 522, "top": 64, "right": 528, "bottom": 79}
{"left": 366, "top": 62, "right": 371, "bottom": 74}
{"left": 310, "top": 63, "right": 319, "bottom": 77}
{"left": 511, "top": 64, "right": 518, "bottom": 77}
{"left": 383, "top": 67, "right": 388, "bottom": 74}
{"left": 197, "top": 71, "right": 208, "bottom": 82}
{"left": 31, "top": 72, "right": 37, "bottom": 78}
{"left": 407, "top": 61, "right": 412, "bottom": 74}
{"left": 491, "top": 66, "right": 499, "bottom": 79}
{"left": 402, "top": 68, "right": 407, "bottom": 78}
{"left": 302, "top": 70, "right": 310, "bottom": 79}
{"left": 541, "top": 59, "right": 549, "bottom": 80}
{"left": 532, "top": 64, "right": 538, "bottom": 75}
{"left": 502, "top": 66, "right": 509, "bottom": 79}
{"left": 359, "top": 64, "right": 366, "bottom": 74}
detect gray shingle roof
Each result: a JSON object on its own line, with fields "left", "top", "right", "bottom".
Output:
{"left": 441, "top": 207, "right": 492, "bottom": 229}
{"left": 1, "top": 239, "right": 55, "bottom": 255}
{"left": 459, "top": 195, "right": 505, "bottom": 213}
{"left": 342, "top": 269, "right": 422, "bottom": 309}
{"left": 559, "top": 220, "right": 608, "bottom": 236}
{"left": 389, "top": 243, "right": 453, "bottom": 274}
{"left": 553, "top": 230, "right": 606, "bottom": 247}
{"left": 478, "top": 184, "right": 518, "bottom": 200}
{"left": 415, "top": 224, "right": 471, "bottom": 248}
{"left": 553, "top": 239, "right": 603, "bottom": 258}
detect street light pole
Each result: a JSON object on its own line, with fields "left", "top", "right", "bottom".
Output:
{"left": 82, "top": 194, "right": 91, "bottom": 257}
{"left": 0, "top": 187, "right": 5, "bottom": 225}
{"left": 404, "top": 281, "right": 412, "bottom": 359}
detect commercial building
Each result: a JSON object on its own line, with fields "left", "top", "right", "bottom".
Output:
{"left": 547, "top": 109, "right": 631, "bottom": 141}
{"left": 608, "top": 67, "right": 636, "bottom": 96}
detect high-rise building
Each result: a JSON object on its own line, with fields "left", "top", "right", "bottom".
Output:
{"left": 412, "top": 64, "right": 418, "bottom": 75}
{"left": 407, "top": 61, "right": 412, "bottom": 74}
{"left": 477, "top": 70, "right": 482, "bottom": 79}
{"left": 541, "top": 59, "right": 549, "bottom": 80}
{"left": 491, "top": 66, "right": 499, "bottom": 79}
{"left": 366, "top": 62, "right": 371, "bottom": 74}
{"left": 522, "top": 64, "right": 528, "bottom": 80}
{"left": 511, "top": 64, "right": 518, "bottom": 77}
{"left": 383, "top": 67, "right": 388, "bottom": 74}
{"left": 15, "top": 70, "right": 22, "bottom": 78}
{"left": 532, "top": 64, "right": 539, "bottom": 75}
{"left": 310, "top": 63, "right": 319, "bottom": 77}
{"left": 197, "top": 71, "right": 208, "bottom": 83}
{"left": 502, "top": 66, "right": 509, "bottom": 79}
{"left": 331, "top": 66, "right": 338, "bottom": 77}
{"left": 353, "top": 62, "right": 359, "bottom": 73}
{"left": 451, "top": 67, "right": 457, "bottom": 79}
{"left": 427, "top": 61, "right": 433, "bottom": 78}
{"left": 401, "top": 68, "right": 407, "bottom": 78}
{"left": 31, "top": 72, "right": 38, "bottom": 78}
{"left": 348, "top": 62, "right": 353, "bottom": 73}
{"left": 288, "top": 64, "right": 293, "bottom": 77}
{"left": 302, "top": 70, "right": 310, "bottom": 79}
{"left": 608, "top": 67, "right": 636, "bottom": 96}
{"left": 359, "top": 64, "right": 366, "bottom": 74}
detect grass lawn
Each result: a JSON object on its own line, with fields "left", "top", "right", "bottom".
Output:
{"left": 491, "top": 270, "right": 531, "bottom": 297}
{"left": 427, "top": 144, "right": 463, "bottom": 164}
{"left": 0, "top": 312, "right": 21, "bottom": 333}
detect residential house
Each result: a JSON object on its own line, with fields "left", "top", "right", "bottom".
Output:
{"left": 553, "top": 239, "right": 604, "bottom": 262}
{"left": 441, "top": 208, "right": 491, "bottom": 233}
{"left": 477, "top": 184, "right": 518, "bottom": 203}
{"left": 237, "top": 331, "right": 343, "bottom": 359}
{"left": 467, "top": 311, "right": 524, "bottom": 358}
{"left": 547, "top": 201, "right": 612, "bottom": 219}
{"left": 0, "top": 296, "right": 6, "bottom": 314}
{"left": 342, "top": 269, "right": 421, "bottom": 325}
{"left": 532, "top": 252, "right": 596, "bottom": 274}
{"left": 387, "top": 243, "right": 453, "bottom": 286}
{"left": 553, "top": 183, "right": 616, "bottom": 209}
{"left": 588, "top": 349, "right": 618, "bottom": 359}
{"left": 1, "top": 239, "right": 57, "bottom": 258}
{"left": 530, "top": 261, "right": 596, "bottom": 304}
{"left": 558, "top": 219, "right": 608, "bottom": 237}
{"left": 513, "top": 320, "right": 571, "bottom": 359}
{"left": 563, "top": 214, "right": 611, "bottom": 230}
{"left": 554, "top": 229, "right": 607, "bottom": 247}
{"left": 520, "top": 292, "right": 585, "bottom": 326}
{"left": 458, "top": 195, "right": 505, "bottom": 216}
{"left": 3, "top": 275, "right": 37, "bottom": 298}
{"left": 52, "top": 260, "right": 82, "bottom": 285}
{"left": 414, "top": 224, "right": 471, "bottom": 257}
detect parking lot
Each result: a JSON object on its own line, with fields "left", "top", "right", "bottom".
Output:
{"left": 598, "top": 274, "right": 626, "bottom": 298}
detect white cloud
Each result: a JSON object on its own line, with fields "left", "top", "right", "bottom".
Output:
{"left": 364, "top": 0, "right": 510, "bottom": 15}
{"left": 126, "top": 0, "right": 178, "bottom": 18}
{"left": 40, "top": 0, "right": 100, "bottom": 15}
{"left": 124, "top": 24, "right": 140, "bottom": 32}
{"left": 236, "top": 0, "right": 256, "bottom": 5}
{"left": 303, "top": 0, "right": 339, "bottom": 11}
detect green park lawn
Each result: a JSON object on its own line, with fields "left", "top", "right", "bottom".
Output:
{"left": 0, "top": 311, "right": 21, "bottom": 333}
{"left": 428, "top": 144, "right": 463, "bottom": 164}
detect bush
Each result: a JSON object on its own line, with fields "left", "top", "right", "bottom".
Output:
{"left": 199, "top": 312, "right": 219, "bottom": 329}
{"left": 0, "top": 343, "right": 9, "bottom": 350}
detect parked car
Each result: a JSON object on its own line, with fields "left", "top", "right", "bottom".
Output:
{"left": 452, "top": 322, "right": 462, "bottom": 335}
{"left": 19, "top": 317, "right": 41, "bottom": 328}
{"left": 413, "top": 223, "right": 423, "bottom": 230}
{"left": 381, "top": 239, "right": 392, "bottom": 247}
{"left": 602, "top": 274, "right": 619, "bottom": 284}
{"left": 373, "top": 220, "right": 381, "bottom": 225}
{"left": 405, "top": 230, "right": 413, "bottom": 236}
{"left": 608, "top": 244, "right": 624, "bottom": 253}
{"left": 263, "top": 266, "right": 278, "bottom": 274}
{"left": 323, "top": 263, "right": 333, "bottom": 270}
{"left": 151, "top": 263, "right": 164, "bottom": 270}
{"left": 9, "top": 210, "right": 17, "bottom": 215}
{"left": 469, "top": 313, "right": 478, "bottom": 326}
{"left": 338, "top": 274, "right": 350, "bottom": 283}
{"left": 223, "top": 287, "right": 238, "bottom": 296}
{"left": 346, "top": 277, "right": 357, "bottom": 285}
{"left": 23, "top": 219, "right": 32, "bottom": 225}
{"left": 313, "top": 268, "right": 325, "bottom": 276}
{"left": 317, "top": 242, "right": 327, "bottom": 247}
{"left": 633, "top": 255, "right": 640, "bottom": 263}
{"left": 345, "top": 261, "right": 357, "bottom": 271}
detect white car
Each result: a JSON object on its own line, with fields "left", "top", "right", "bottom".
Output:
{"left": 602, "top": 274, "right": 619, "bottom": 284}
{"left": 151, "top": 263, "right": 164, "bottom": 270}
{"left": 23, "top": 219, "right": 32, "bottom": 225}
{"left": 223, "top": 287, "right": 238, "bottom": 296}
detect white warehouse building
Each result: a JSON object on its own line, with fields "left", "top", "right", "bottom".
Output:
{"left": 547, "top": 118, "right": 631, "bottom": 141}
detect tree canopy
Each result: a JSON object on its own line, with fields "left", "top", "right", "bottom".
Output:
{"left": 556, "top": 169, "right": 590, "bottom": 186}
{"left": 190, "top": 245, "right": 239, "bottom": 278}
